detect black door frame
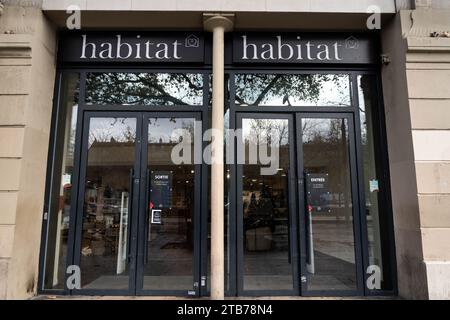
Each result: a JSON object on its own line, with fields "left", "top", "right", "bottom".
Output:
{"left": 225, "top": 69, "right": 398, "bottom": 297}
{"left": 234, "top": 111, "right": 364, "bottom": 297}
{"left": 38, "top": 67, "right": 398, "bottom": 297}
{"left": 295, "top": 112, "right": 364, "bottom": 296}
{"left": 71, "top": 111, "right": 142, "bottom": 296}
{"left": 136, "top": 112, "right": 203, "bottom": 296}
{"left": 235, "top": 112, "right": 299, "bottom": 297}
{"left": 52, "top": 68, "right": 210, "bottom": 297}
{"left": 69, "top": 110, "right": 204, "bottom": 296}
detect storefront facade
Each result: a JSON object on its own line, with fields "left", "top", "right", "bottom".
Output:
{"left": 1, "top": 1, "right": 450, "bottom": 300}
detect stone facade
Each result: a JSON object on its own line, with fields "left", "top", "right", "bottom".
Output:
{"left": 381, "top": 5, "right": 450, "bottom": 300}
{"left": 0, "top": 4, "right": 56, "bottom": 299}
{"left": 0, "top": 0, "right": 449, "bottom": 299}
{"left": 405, "top": 7, "right": 450, "bottom": 300}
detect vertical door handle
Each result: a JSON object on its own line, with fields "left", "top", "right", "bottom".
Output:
{"left": 127, "top": 168, "right": 134, "bottom": 263}
{"left": 144, "top": 169, "right": 150, "bottom": 264}
{"left": 287, "top": 168, "right": 292, "bottom": 265}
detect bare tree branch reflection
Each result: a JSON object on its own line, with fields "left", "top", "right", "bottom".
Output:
{"left": 86, "top": 73, "right": 203, "bottom": 105}
{"left": 235, "top": 74, "right": 350, "bottom": 107}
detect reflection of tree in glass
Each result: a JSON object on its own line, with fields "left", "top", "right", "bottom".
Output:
{"left": 122, "top": 125, "right": 136, "bottom": 142}
{"left": 88, "top": 118, "right": 135, "bottom": 147}
{"left": 302, "top": 118, "right": 346, "bottom": 144}
{"left": 86, "top": 73, "right": 203, "bottom": 105}
{"left": 358, "top": 75, "right": 374, "bottom": 146}
{"left": 235, "top": 74, "right": 349, "bottom": 106}
{"left": 64, "top": 76, "right": 80, "bottom": 162}
{"left": 302, "top": 118, "right": 351, "bottom": 217}
{"left": 244, "top": 119, "right": 289, "bottom": 162}
{"left": 148, "top": 119, "right": 195, "bottom": 145}
{"left": 247, "top": 119, "right": 273, "bottom": 145}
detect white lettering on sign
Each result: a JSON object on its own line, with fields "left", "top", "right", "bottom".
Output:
{"left": 310, "top": 178, "right": 326, "bottom": 183}
{"left": 80, "top": 34, "right": 182, "bottom": 60}
{"left": 241, "top": 35, "right": 343, "bottom": 62}
{"left": 154, "top": 175, "right": 169, "bottom": 180}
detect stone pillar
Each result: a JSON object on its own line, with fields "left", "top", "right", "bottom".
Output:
{"left": 382, "top": 6, "right": 450, "bottom": 299}
{"left": 203, "top": 13, "right": 233, "bottom": 300}
{"left": 0, "top": 3, "right": 57, "bottom": 299}
{"left": 404, "top": 7, "right": 450, "bottom": 300}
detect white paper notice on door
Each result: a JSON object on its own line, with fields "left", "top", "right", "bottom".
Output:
{"left": 370, "top": 179, "right": 379, "bottom": 192}
{"left": 62, "top": 174, "right": 71, "bottom": 186}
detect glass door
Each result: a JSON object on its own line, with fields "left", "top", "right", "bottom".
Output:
{"left": 235, "top": 112, "right": 363, "bottom": 296}
{"left": 136, "top": 112, "right": 202, "bottom": 296}
{"left": 71, "top": 111, "right": 202, "bottom": 296}
{"left": 72, "top": 112, "right": 141, "bottom": 294}
{"left": 236, "top": 113, "right": 299, "bottom": 296}
{"left": 296, "top": 113, "right": 363, "bottom": 295}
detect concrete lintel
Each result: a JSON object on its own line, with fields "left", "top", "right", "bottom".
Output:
{"left": 43, "top": 11, "right": 394, "bottom": 31}
{"left": 42, "top": 0, "right": 396, "bottom": 14}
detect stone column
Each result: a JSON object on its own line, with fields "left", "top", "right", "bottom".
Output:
{"left": 0, "top": 3, "right": 57, "bottom": 299}
{"left": 382, "top": 5, "right": 450, "bottom": 299}
{"left": 203, "top": 13, "right": 233, "bottom": 300}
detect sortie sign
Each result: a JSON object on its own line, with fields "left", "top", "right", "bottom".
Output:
{"left": 233, "top": 33, "right": 377, "bottom": 64}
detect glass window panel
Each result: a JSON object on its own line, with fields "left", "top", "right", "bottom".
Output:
{"left": 143, "top": 117, "right": 196, "bottom": 291}
{"left": 241, "top": 118, "right": 293, "bottom": 291}
{"left": 43, "top": 73, "right": 79, "bottom": 290}
{"left": 79, "top": 117, "right": 136, "bottom": 290}
{"left": 358, "top": 75, "right": 393, "bottom": 291}
{"left": 235, "top": 74, "right": 350, "bottom": 107}
{"left": 302, "top": 118, "right": 357, "bottom": 291}
{"left": 86, "top": 73, "right": 203, "bottom": 106}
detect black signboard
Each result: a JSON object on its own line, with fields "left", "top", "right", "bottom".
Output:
{"left": 151, "top": 209, "right": 162, "bottom": 224}
{"left": 306, "top": 173, "right": 331, "bottom": 213}
{"left": 233, "top": 33, "right": 377, "bottom": 64}
{"left": 59, "top": 31, "right": 376, "bottom": 65}
{"left": 150, "top": 171, "right": 173, "bottom": 209}
{"left": 58, "top": 32, "right": 205, "bottom": 63}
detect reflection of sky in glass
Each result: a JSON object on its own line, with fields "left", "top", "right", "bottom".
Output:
{"left": 242, "top": 118, "right": 289, "bottom": 146}
{"left": 88, "top": 118, "right": 136, "bottom": 148}
{"left": 86, "top": 117, "right": 196, "bottom": 150}
{"left": 302, "top": 118, "right": 347, "bottom": 143}
{"left": 71, "top": 105, "right": 78, "bottom": 130}
{"left": 67, "top": 104, "right": 78, "bottom": 161}
{"left": 358, "top": 75, "right": 368, "bottom": 145}
{"left": 236, "top": 74, "right": 350, "bottom": 107}
{"left": 148, "top": 118, "right": 196, "bottom": 143}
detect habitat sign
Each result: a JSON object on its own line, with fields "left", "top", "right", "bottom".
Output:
{"left": 58, "top": 32, "right": 205, "bottom": 63}
{"left": 233, "top": 33, "right": 377, "bottom": 64}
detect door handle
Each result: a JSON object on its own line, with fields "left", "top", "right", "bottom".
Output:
{"left": 287, "top": 168, "right": 292, "bottom": 264}
{"left": 144, "top": 169, "right": 150, "bottom": 264}
{"left": 127, "top": 168, "right": 134, "bottom": 264}
{"left": 302, "top": 170, "right": 315, "bottom": 274}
